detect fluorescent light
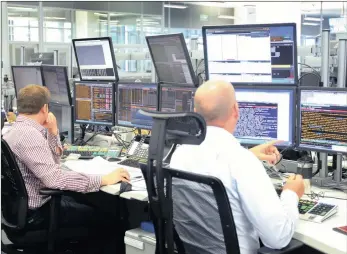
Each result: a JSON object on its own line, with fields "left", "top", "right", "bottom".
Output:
{"left": 164, "top": 4, "right": 187, "bottom": 9}
{"left": 44, "top": 17, "right": 66, "bottom": 20}
{"left": 304, "top": 17, "right": 323, "bottom": 21}
{"left": 8, "top": 6, "right": 36, "bottom": 11}
{"left": 94, "top": 12, "right": 107, "bottom": 16}
{"left": 303, "top": 22, "right": 320, "bottom": 26}
{"left": 218, "top": 15, "right": 236, "bottom": 20}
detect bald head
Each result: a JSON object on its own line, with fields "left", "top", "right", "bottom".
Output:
{"left": 194, "top": 80, "right": 239, "bottom": 131}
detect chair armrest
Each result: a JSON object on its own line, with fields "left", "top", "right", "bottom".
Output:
{"left": 257, "top": 239, "right": 304, "bottom": 254}
{"left": 39, "top": 188, "right": 64, "bottom": 196}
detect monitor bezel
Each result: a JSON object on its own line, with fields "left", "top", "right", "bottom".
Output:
{"left": 73, "top": 80, "right": 116, "bottom": 126}
{"left": 41, "top": 65, "right": 72, "bottom": 107}
{"left": 11, "top": 65, "right": 44, "bottom": 97}
{"left": 72, "top": 36, "right": 119, "bottom": 82}
{"left": 146, "top": 33, "right": 198, "bottom": 87}
{"left": 158, "top": 83, "right": 197, "bottom": 112}
{"left": 116, "top": 82, "right": 159, "bottom": 130}
{"left": 232, "top": 84, "right": 297, "bottom": 148}
{"left": 296, "top": 86, "right": 347, "bottom": 154}
{"left": 202, "top": 23, "right": 298, "bottom": 86}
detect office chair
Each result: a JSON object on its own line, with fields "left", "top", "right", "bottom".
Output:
{"left": 138, "top": 109, "right": 304, "bottom": 254}
{"left": 1, "top": 138, "right": 90, "bottom": 254}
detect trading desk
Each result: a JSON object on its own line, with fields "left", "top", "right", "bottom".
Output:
{"left": 64, "top": 157, "right": 347, "bottom": 254}
{"left": 103, "top": 172, "right": 347, "bottom": 254}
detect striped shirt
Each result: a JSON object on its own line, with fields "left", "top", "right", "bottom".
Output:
{"left": 3, "top": 115, "right": 101, "bottom": 209}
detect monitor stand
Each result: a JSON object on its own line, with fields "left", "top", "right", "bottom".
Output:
{"left": 312, "top": 153, "right": 333, "bottom": 187}
{"left": 323, "top": 154, "right": 347, "bottom": 191}
{"left": 49, "top": 103, "right": 74, "bottom": 144}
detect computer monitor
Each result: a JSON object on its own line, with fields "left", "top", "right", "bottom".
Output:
{"left": 74, "top": 81, "right": 115, "bottom": 126}
{"left": 202, "top": 23, "right": 298, "bottom": 85}
{"left": 159, "top": 85, "right": 196, "bottom": 112}
{"left": 233, "top": 85, "right": 296, "bottom": 147}
{"left": 117, "top": 83, "right": 158, "bottom": 129}
{"left": 146, "top": 33, "right": 198, "bottom": 86}
{"left": 11, "top": 66, "right": 43, "bottom": 96}
{"left": 42, "top": 65, "right": 71, "bottom": 106}
{"left": 297, "top": 87, "right": 347, "bottom": 154}
{"left": 72, "top": 37, "right": 118, "bottom": 81}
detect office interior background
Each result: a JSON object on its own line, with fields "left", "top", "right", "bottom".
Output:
{"left": 0, "top": 1, "right": 346, "bottom": 84}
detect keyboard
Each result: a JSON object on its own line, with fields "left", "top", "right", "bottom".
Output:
{"left": 118, "top": 159, "right": 141, "bottom": 168}
{"left": 63, "top": 146, "right": 121, "bottom": 159}
{"left": 298, "top": 199, "right": 338, "bottom": 223}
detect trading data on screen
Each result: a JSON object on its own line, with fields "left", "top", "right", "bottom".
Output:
{"left": 74, "top": 82, "right": 114, "bottom": 126}
{"left": 42, "top": 66, "right": 70, "bottom": 106}
{"left": 204, "top": 24, "right": 297, "bottom": 85}
{"left": 117, "top": 83, "right": 157, "bottom": 129}
{"left": 160, "top": 86, "right": 196, "bottom": 112}
{"left": 12, "top": 66, "right": 43, "bottom": 94}
{"left": 234, "top": 87, "right": 295, "bottom": 146}
{"left": 74, "top": 38, "right": 116, "bottom": 80}
{"left": 298, "top": 89, "right": 347, "bottom": 153}
{"left": 147, "top": 35, "right": 194, "bottom": 85}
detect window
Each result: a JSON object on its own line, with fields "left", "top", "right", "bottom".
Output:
{"left": 44, "top": 8, "right": 72, "bottom": 43}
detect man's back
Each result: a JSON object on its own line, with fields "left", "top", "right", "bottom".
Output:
{"left": 4, "top": 115, "right": 53, "bottom": 209}
{"left": 170, "top": 126, "right": 299, "bottom": 254}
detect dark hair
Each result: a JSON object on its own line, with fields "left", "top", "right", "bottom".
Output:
{"left": 17, "top": 85, "right": 51, "bottom": 114}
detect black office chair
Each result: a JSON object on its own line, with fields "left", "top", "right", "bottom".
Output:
{"left": 138, "top": 109, "right": 304, "bottom": 254}
{"left": 1, "top": 138, "right": 90, "bottom": 254}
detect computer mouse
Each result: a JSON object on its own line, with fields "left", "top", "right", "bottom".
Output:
{"left": 120, "top": 181, "right": 132, "bottom": 193}
{"left": 108, "top": 157, "right": 121, "bottom": 162}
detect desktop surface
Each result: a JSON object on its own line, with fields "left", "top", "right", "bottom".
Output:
{"left": 12, "top": 66, "right": 43, "bottom": 95}
{"left": 233, "top": 86, "right": 295, "bottom": 146}
{"left": 146, "top": 34, "right": 197, "bottom": 86}
{"left": 74, "top": 81, "right": 115, "bottom": 126}
{"left": 73, "top": 37, "right": 118, "bottom": 81}
{"left": 298, "top": 88, "right": 347, "bottom": 154}
{"left": 203, "top": 23, "right": 297, "bottom": 85}
{"left": 160, "top": 86, "right": 196, "bottom": 112}
{"left": 42, "top": 65, "right": 71, "bottom": 106}
{"left": 117, "top": 83, "right": 157, "bottom": 129}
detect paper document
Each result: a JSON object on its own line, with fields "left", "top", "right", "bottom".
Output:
{"left": 64, "top": 156, "right": 144, "bottom": 179}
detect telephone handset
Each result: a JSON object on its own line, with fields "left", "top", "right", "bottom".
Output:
{"left": 126, "top": 136, "right": 149, "bottom": 159}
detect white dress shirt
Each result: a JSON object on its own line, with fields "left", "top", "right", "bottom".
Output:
{"left": 170, "top": 126, "right": 299, "bottom": 254}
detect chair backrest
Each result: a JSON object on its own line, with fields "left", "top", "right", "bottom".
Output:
{"left": 140, "top": 163, "right": 240, "bottom": 254}
{"left": 1, "top": 138, "right": 28, "bottom": 230}
{"left": 167, "top": 167, "right": 240, "bottom": 254}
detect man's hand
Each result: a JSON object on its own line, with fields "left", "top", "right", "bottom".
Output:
{"left": 43, "top": 112, "right": 58, "bottom": 136}
{"left": 101, "top": 168, "right": 130, "bottom": 186}
{"left": 250, "top": 140, "right": 281, "bottom": 164}
{"left": 283, "top": 174, "right": 305, "bottom": 198}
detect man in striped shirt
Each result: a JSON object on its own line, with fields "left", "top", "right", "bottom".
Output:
{"left": 4, "top": 85, "right": 129, "bottom": 251}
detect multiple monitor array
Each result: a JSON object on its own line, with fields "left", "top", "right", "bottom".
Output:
{"left": 11, "top": 65, "right": 71, "bottom": 106}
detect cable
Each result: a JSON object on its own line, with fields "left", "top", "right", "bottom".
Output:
{"left": 298, "top": 63, "right": 321, "bottom": 76}
{"left": 195, "top": 59, "right": 204, "bottom": 76}
{"left": 304, "top": 191, "right": 347, "bottom": 201}
{"left": 298, "top": 72, "right": 321, "bottom": 86}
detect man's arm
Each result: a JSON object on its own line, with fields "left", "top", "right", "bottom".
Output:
{"left": 16, "top": 133, "right": 101, "bottom": 193}
{"left": 234, "top": 150, "right": 299, "bottom": 249}
{"left": 47, "top": 130, "right": 63, "bottom": 162}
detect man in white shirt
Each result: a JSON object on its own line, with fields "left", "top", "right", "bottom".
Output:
{"left": 170, "top": 80, "right": 304, "bottom": 254}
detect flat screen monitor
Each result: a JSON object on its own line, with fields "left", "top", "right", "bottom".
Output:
{"left": 233, "top": 85, "right": 296, "bottom": 147}
{"left": 297, "top": 88, "right": 347, "bottom": 154}
{"left": 203, "top": 23, "right": 298, "bottom": 85}
{"left": 117, "top": 83, "right": 158, "bottom": 129}
{"left": 42, "top": 65, "right": 71, "bottom": 106}
{"left": 146, "top": 33, "right": 197, "bottom": 86}
{"left": 11, "top": 66, "right": 43, "bottom": 96}
{"left": 159, "top": 85, "right": 196, "bottom": 112}
{"left": 72, "top": 37, "right": 118, "bottom": 81}
{"left": 74, "top": 81, "right": 115, "bottom": 126}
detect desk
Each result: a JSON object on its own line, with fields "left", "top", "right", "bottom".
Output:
{"left": 68, "top": 160, "right": 347, "bottom": 254}
{"left": 112, "top": 177, "right": 347, "bottom": 254}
